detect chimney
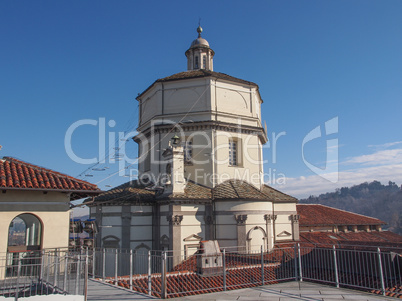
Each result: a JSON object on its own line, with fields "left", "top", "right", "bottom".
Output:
{"left": 162, "top": 140, "right": 186, "bottom": 195}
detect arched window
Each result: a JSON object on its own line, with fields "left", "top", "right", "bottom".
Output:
{"left": 8, "top": 214, "right": 42, "bottom": 252}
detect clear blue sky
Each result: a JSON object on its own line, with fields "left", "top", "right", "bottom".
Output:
{"left": 1, "top": 0, "right": 401, "bottom": 201}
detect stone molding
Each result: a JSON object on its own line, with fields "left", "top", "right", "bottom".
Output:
{"left": 136, "top": 120, "right": 265, "bottom": 141}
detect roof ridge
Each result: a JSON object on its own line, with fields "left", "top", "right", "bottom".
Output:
{"left": 229, "top": 180, "right": 240, "bottom": 198}
{"left": 262, "top": 183, "right": 297, "bottom": 199}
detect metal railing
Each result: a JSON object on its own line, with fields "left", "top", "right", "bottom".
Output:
{"left": 298, "top": 244, "right": 402, "bottom": 297}
{"left": 91, "top": 244, "right": 402, "bottom": 299}
{"left": 2, "top": 244, "right": 400, "bottom": 299}
{"left": 0, "top": 248, "right": 88, "bottom": 300}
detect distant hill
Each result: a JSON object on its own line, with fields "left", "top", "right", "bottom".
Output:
{"left": 300, "top": 181, "right": 402, "bottom": 235}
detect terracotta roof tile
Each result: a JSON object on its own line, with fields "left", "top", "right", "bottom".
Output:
{"left": 93, "top": 179, "right": 298, "bottom": 204}
{"left": 90, "top": 180, "right": 156, "bottom": 204}
{"left": 262, "top": 184, "right": 298, "bottom": 202}
{"left": 0, "top": 157, "right": 99, "bottom": 193}
{"left": 213, "top": 180, "right": 267, "bottom": 200}
{"left": 169, "top": 180, "right": 212, "bottom": 200}
{"left": 297, "top": 204, "right": 385, "bottom": 226}
{"left": 300, "top": 231, "right": 402, "bottom": 250}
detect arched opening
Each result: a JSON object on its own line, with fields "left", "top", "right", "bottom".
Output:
{"left": 8, "top": 213, "right": 42, "bottom": 253}
{"left": 6, "top": 214, "right": 42, "bottom": 277}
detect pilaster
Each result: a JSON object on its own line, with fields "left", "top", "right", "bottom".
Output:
{"left": 235, "top": 214, "right": 247, "bottom": 251}
{"left": 291, "top": 214, "right": 300, "bottom": 241}
{"left": 121, "top": 205, "right": 131, "bottom": 250}
{"left": 204, "top": 204, "right": 214, "bottom": 240}
{"left": 264, "top": 214, "right": 277, "bottom": 250}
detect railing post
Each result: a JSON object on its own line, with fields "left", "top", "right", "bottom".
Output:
{"left": 377, "top": 248, "right": 386, "bottom": 296}
{"left": 84, "top": 251, "right": 89, "bottom": 301}
{"left": 75, "top": 255, "right": 81, "bottom": 295}
{"left": 114, "top": 249, "right": 118, "bottom": 285}
{"left": 40, "top": 250, "right": 45, "bottom": 294}
{"left": 102, "top": 249, "right": 105, "bottom": 281}
{"left": 63, "top": 254, "right": 68, "bottom": 293}
{"left": 15, "top": 257, "right": 22, "bottom": 301}
{"left": 148, "top": 250, "right": 152, "bottom": 295}
{"left": 294, "top": 244, "right": 298, "bottom": 281}
{"left": 92, "top": 248, "right": 95, "bottom": 279}
{"left": 261, "top": 245, "right": 264, "bottom": 286}
{"left": 297, "top": 243, "right": 303, "bottom": 282}
{"left": 332, "top": 245, "right": 339, "bottom": 288}
{"left": 223, "top": 249, "right": 226, "bottom": 291}
{"left": 46, "top": 252, "right": 50, "bottom": 290}
{"left": 161, "top": 251, "right": 167, "bottom": 299}
{"left": 129, "top": 249, "right": 133, "bottom": 290}
{"left": 54, "top": 249, "right": 59, "bottom": 288}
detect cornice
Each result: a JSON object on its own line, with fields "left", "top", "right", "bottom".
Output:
{"left": 133, "top": 120, "right": 267, "bottom": 144}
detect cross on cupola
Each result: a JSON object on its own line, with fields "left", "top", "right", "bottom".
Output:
{"left": 185, "top": 26, "right": 215, "bottom": 71}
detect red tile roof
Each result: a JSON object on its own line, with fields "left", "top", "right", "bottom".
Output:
{"left": 297, "top": 204, "right": 385, "bottom": 226}
{"left": 0, "top": 157, "right": 99, "bottom": 194}
{"left": 300, "top": 231, "right": 402, "bottom": 250}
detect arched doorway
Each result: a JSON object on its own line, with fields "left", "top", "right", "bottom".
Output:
{"left": 8, "top": 214, "right": 42, "bottom": 253}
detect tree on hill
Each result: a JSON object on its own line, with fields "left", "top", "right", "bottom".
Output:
{"left": 300, "top": 181, "right": 402, "bottom": 235}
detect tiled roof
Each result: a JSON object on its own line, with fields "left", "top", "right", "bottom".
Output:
{"left": 297, "top": 204, "right": 386, "bottom": 226}
{"left": 91, "top": 179, "right": 299, "bottom": 204}
{"left": 88, "top": 180, "right": 155, "bottom": 205}
{"left": 157, "top": 70, "right": 258, "bottom": 86}
{"left": 0, "top": 157, "right": 99, "bottom": 193}
{"left": 137, "top": 70, "right": 260, "bottom": 100}
{"left": 213, "top": 180, "right": 267, "bottom": 200}
{"left": 300, "top": 231, "right": 402, "bottom": 250}
{"left": 170, "top": 180, "right": 212, "bottom": 200}
{"left": 107, "top": 252, "right": 278, "bottom": 298}
{"left": 262, "top": 184, "right": 298, "bottom": 202}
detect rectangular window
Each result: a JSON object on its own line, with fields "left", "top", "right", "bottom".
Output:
{"left": 184, "top": 139, "right": 193, "bottom": 164}
{"left": 195, "top": 56, "right": 199, "bottom": 69}
{"left": 229, "top": 140, "right": 237, "bottom": 166}
{"left": 202, "top": 55, "right": 206, "bottom": 69}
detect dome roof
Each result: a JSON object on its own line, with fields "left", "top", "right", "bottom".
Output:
{"left": 190, "top": 37, "right": 210, "bottom": 48}
{"left": 189, "top": 25, "right": 210, "bottom": 48}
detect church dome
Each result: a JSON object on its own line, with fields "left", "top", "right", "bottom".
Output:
{"left": 190, "top": 26, "right": 210, "bottom": 48}
{"left": 190, "top": 37, "right": 210, "bottom": 48}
